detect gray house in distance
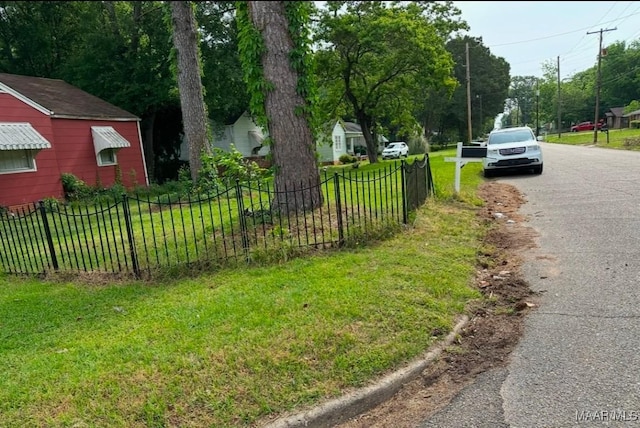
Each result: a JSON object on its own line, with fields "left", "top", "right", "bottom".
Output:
{"left": 605, "top": 107, "right": 628, "bottom": 129}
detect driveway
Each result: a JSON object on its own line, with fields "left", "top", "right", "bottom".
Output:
{"left": 420, "top": 142, "right": 640, "bottom": 427}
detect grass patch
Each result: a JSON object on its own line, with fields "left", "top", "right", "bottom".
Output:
{"left": 543, "top": 127, "right": 640, "bottom": 149}
{"left": 0, "top": 188, "right": 487, "bottom": 427}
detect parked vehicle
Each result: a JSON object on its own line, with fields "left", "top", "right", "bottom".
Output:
{"left": 482, "top": 126, "right": 543, "bottom": 177}
{"left": 381, "top": 142, "right": 409, "bottom": 159}
{"left": 571, "top": 121, "right": 604, "bottom": 132}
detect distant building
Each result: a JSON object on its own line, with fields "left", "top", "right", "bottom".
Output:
{"left": 180, "top": 114, "right": 387, "bottom": 165}
{"left": 604, "top": 107, "right": 627, "bottom": 129}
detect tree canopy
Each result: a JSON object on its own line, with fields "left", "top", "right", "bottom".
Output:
{"left": 313, "top": 1, "right": 466, "bottom": 162}
{"left": 437, "top": 36, "right": 510, "bottom": 142}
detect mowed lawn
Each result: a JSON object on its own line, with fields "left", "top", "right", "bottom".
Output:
{"left": 0, "top": 154, "right": 488, "bottom": 427}
{"left": 543, "top": 126, "right": 640, "bottom": 149}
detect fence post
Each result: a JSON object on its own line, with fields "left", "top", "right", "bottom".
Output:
{"left": 400, "top": 159, "right": 408, "bottom": 224}
{"left": 426, "top": 154, "right": 435, "bottom": 196}
{"left": 333, "top": 173, "right": 344, "bottom": 246}
{"left": 121, "top": 194, "right": 140, "bottom": 278}
{"left": 235, "top": 179, "right": 251, "bottom": 262}
{"left": 38, "top": 200, "right": 59, "bottom": 271}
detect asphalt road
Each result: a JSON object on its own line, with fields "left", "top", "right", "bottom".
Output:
{"left": 419, "top": 142, "right": 640, "bottom": 427}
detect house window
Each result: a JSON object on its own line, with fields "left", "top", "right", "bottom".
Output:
{"left": 333, "top": 135, "right": 342, "bottom": 150}
{"left": 0, "top": 149, "right": 36, "bottom": 174}
{"left": 91, "top": 126, "right": 130, "bottom": 167}
{"left": 98, "top": 148, "right": 117, "bottom": 166}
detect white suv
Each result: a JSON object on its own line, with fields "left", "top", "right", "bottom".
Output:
{"left": 482, "top": 126, "right": 543, "bottom": 177}
{"left": 381, "top": 142, "right": 409, "bottom": 160}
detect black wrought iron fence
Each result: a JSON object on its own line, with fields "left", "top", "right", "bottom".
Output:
{"left": 0, "top": 156, "right": 434, "bottom": 278}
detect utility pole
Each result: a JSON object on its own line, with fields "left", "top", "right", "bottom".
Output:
{"left": 466, "top": 42, "right": 472, "bottom": 144}
{"left": 557, "top": 56, "right": 561, "bottom": 138}
{"left": 587, "top": 27, "right": 616, "bottom": 143}
{"left": 536, "top": 79, "right": 540, "bottom": 137}
{"left": 476, "top": 94, "right": 483, "bottom": 135}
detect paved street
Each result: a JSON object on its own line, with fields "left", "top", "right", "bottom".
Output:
{"left": 420, "top": 142, "right": 640, "bottom": 427}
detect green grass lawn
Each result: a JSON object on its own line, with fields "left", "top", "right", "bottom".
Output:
{"left": 543, "top": 127, "right": 640, "bottom": 149}
{"left": 0, "top": 152, "right": 489, "bottom": 427}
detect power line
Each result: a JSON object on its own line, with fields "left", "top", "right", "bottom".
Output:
{"left": 600, "top": 65, "right": 640, "bottom": 86}
{"left": 487, "top": 11, "right": 639, "bottom": 48}
{"left": 613, "top": 2, "right": 640, "bottom": 28}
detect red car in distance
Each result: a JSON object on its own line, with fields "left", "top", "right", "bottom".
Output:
{"left": 571, "top": 121, "right": 605, "bottom": 132}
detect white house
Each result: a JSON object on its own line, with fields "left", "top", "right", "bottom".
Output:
{"left": 179, "top": 111, "right": 268, "bottom": 161}
{"left": 180, "top": 113, "right": 386, "bottom": 164}
{"left": 317, "top": 120, "right": 387, "bottom": 164}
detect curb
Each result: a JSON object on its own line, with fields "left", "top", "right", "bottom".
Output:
{"left": 262, "top": 315, "right": 470, "bottom": 428}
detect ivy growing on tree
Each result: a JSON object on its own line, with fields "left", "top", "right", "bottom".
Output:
{"left": 236, "top": 1, "right": 323, "bottom": 213}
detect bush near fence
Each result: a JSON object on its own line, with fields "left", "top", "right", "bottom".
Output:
{"left": 0, "top": 156, "right": 434, "bottom": 279}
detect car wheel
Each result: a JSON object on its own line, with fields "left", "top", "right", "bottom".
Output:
{"left": 483, "top": 169, "right": 494, "bottom": 178}
{"left": 533, "top": 164, "right": 543, "bottom": 174}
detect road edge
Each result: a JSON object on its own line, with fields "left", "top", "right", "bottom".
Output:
{"left": 262, "top": 315, "right": 470, "bottom": 428}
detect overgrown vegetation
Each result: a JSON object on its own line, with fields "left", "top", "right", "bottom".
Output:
{"left": 58, "top": 148, "right": 271, "bottom": 207}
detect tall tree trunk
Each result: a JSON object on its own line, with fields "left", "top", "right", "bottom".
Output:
{"left": 356, "top": 110, "right": 379, "bottom": 163}
{"left": 247, "top": 1, "right": 322, "bottom": 214}
{"left": 170, "top": 1, "right": 209, "bottom": 182}
{"left": 345, "top": 80, "right": 379, "bottom": 164}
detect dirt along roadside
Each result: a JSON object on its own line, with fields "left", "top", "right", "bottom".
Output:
{"left": 336, "top": 181, "right": 542, "bottom": 428}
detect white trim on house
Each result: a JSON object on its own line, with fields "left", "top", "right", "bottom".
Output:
{"left": 0, "top": 83, "right": 52, "bottom": 116}
{"left": 136, "top": 121, "right": 150, "bottom": 185}
{"left": 0, "top": 149, "right": 38, "bottom": 174}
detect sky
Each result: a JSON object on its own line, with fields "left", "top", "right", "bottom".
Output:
{"left": 452, "top": 1, "right": 640, "bottom": 80}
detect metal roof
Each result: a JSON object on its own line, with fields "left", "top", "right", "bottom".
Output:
{"left": 91, "top": 126, "right": 131, "bottom": 155}
{"left": 0, "top": 122, "right": 52, "bottom": 150}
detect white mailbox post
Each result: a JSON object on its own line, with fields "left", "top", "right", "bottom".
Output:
{"left": 444, "top": 142, "right": 487, "bottom": 193}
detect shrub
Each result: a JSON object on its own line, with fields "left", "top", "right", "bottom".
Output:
{"left": 630, "top": 120, "right": 640, "bottom": 129}
{"left": 339, "top": 154, "right": 358, "bottom": 164}
{"left": 41, "top": 197, "right": 61, "bottom": 213}
{"left": 61, "top": 173, "right": 94, "bottom": 201}
{"left": 196, "top": 152, "right": 222, "bottom": 194}
{"left": 213, "top": 145, "right": 268, "bottom": 185}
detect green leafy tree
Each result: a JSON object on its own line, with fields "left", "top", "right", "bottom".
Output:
{"left": 237, "top": 1, "right": 323, "bottom": 213}
{"left": 437, "top": 36, "right": 510, "bottom": 142}
{"left": 535, "top": 61, "right": 560, "bottom": 132}
{"left": 623, "top": 100, "right": 640, "bottom": 114}
{"left": 600, "top": 40, "right": 640, "bottom": 110}
{"left": 0, "top": 1, "right": 91, "bottom": 77}
{"left": 533, "top": 61, "right": 595, "bottom": 133}
{"left": 506, "top": 76, "right": 539, "bottom": 128}
{"left": 64, "top": 1, "right": 179, "bottom": 183}
{"left": 0, "top": 1, "right": 181, "bottom": 183}
{"left": 195, "top": 1, "right": 249, "bottom": 125}
{"left": 560, "top": 69, "right": 596, "bottom": 127}
{"left": 314, "top": 1, "right": 465, "bottom": 163}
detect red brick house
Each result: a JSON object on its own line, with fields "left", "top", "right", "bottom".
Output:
{"left": 0, "top": 73, "right": 148, "bottom": 208}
